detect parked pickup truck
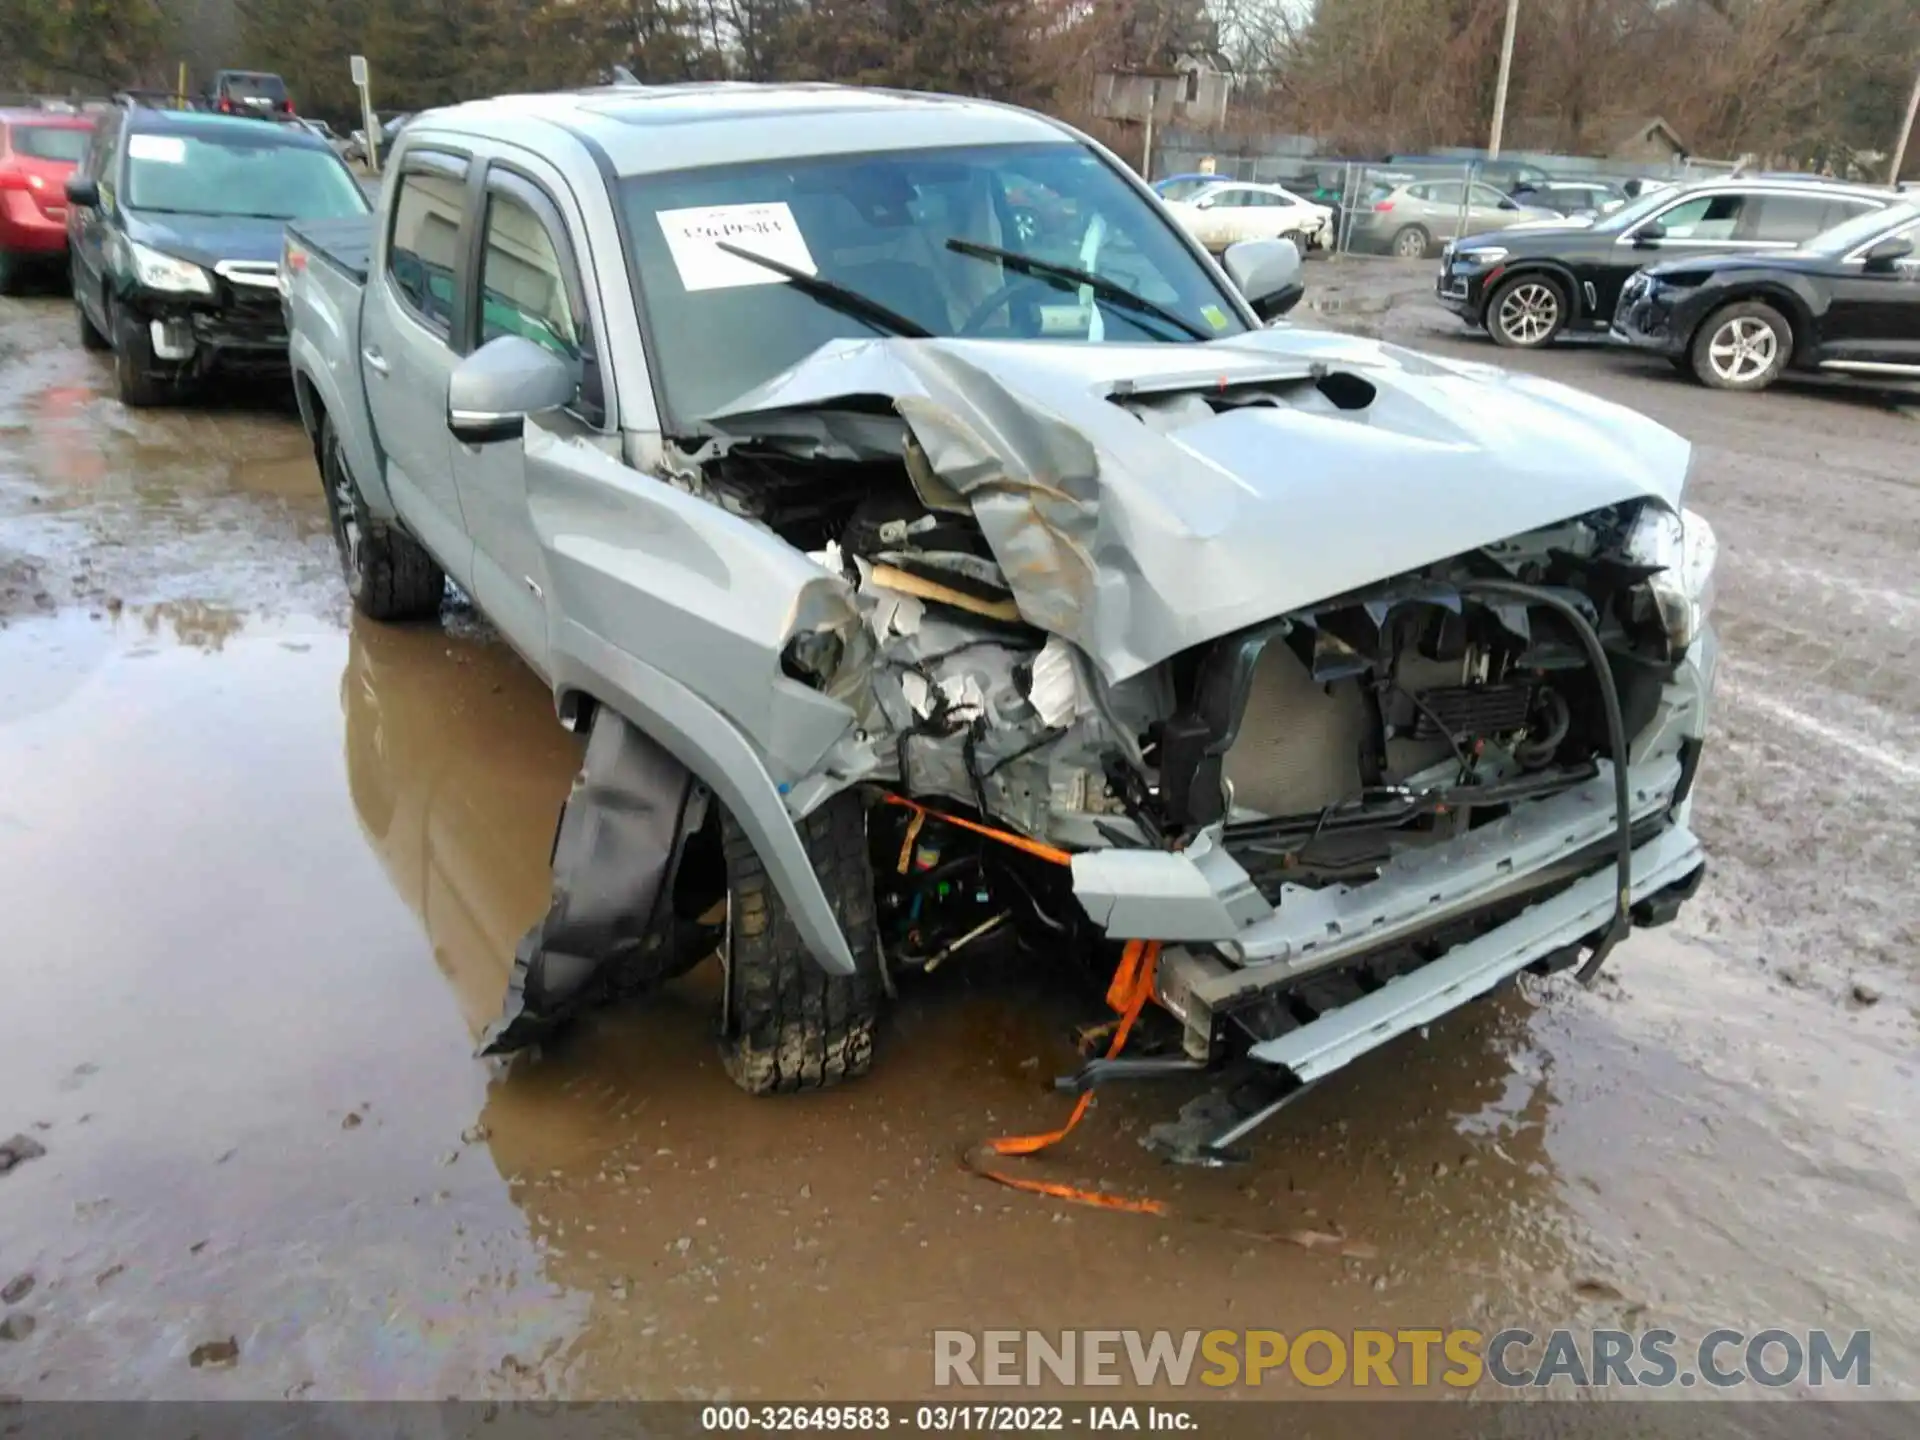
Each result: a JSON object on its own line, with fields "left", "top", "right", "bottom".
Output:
{"left": 284, "top": 84, "right": 1717, "bottom": 1161}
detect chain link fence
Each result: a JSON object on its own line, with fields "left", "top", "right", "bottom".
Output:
{"left": 1150, "top": 130, "right": 1732, "bottom": 259}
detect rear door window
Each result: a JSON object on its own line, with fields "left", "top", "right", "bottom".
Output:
{"left": 1744, "top": 194, "right": 1847, "bottom": 242}
{"left": 9, "top": 125, "right": 92, "bottom": 163}
{"left": 1653, "top": 192, "right": 1748, "bottom": 240}
{"left": 387, "top": 162, "right": 470, "bottom": 339}
{"left": 223, "top": 73, "right": 286, "bottom": 102}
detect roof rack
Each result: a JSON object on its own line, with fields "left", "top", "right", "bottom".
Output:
{"left": 114, "top": 89, "right": 205, "bottom": 112}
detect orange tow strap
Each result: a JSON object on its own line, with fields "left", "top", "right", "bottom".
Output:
{"left": 966, "top": 939, "right": 1171, "bottom": 1217}
{"left": 877, "top": 793, "right": 1169, "bottom": 1215}
{"left": 881, "top": 792, "right": 1074, "bottom": 868}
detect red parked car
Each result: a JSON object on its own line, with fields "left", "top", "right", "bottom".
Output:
{"left": 0, "top": 110, "right": 94, "bottom": 292}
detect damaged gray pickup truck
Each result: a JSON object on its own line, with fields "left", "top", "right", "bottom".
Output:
{"left": 284, "top": 83, "right": 1718, "bottom": 1160}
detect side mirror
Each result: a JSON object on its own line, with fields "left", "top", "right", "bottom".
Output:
{"left": 447, "top": 335, "right": 578, "bottom": 445}
{"left": 1498, "top": 197, "right": 1519, "bottom": 211}
{"left": 1193, "top": 195, "right": 1214, "bottom": 210}
{"left": 1863, "top": 235, "right": 1915, "bottom": 271}
{"left": 1634, "top": 220, "right": 1667, "bottom": 245}
{"left": 1222, "top": 237, "right": 1304, "bottom": 322}
{"left": 64, "top": 176, "right": 100, "bottom": 209}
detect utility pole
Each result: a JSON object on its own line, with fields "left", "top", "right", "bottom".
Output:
{"left": 1142, "top": 79, "right": 1160, "bottom": 180}
{"left": 1488, "top": 0, "right": 1521, "bottom": 160}
{"left": 1890, "top": 59, "right": 1920, "bottom": 186}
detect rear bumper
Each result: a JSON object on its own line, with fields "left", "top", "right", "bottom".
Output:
{"left": 0, "top": 194, "right": 70, "bottom": 254}
{"left": 1069, "top": 626, "right": 1717, "bottom": 1083}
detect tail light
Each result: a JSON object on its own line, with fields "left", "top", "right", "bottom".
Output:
{"left": 281, "top": 99, "right": 294, "bottom": 115}
{"left": 219, "top": 98, "right": 233, "bottom": 113}
{"left": 1373, "top": 200, "right": 1395, "bottom": 212}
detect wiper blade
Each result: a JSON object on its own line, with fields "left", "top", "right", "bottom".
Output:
{"left": 714, "top": 241, "right": 931, "bottom": 339}
{"left": 944, "top": 237, "right": 1211, "bottom": 342}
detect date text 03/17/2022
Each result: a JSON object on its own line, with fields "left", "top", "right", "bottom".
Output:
{"left": 699, "top": 1404, "right": 1196, "bottom": 1432}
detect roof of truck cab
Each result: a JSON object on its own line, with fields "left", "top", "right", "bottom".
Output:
{"left": 409, "top": 84, "right": 1076, "bottom": 176}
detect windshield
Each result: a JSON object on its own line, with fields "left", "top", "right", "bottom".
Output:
{"left": 123, "top": 130, "right": 367, "bottom": 220}
{"left": 1801, "top": 202, "right": 1916, "bottom": 256}
{"left": 619, "top": 141, "right": 1249, "bottom": 425}
{"left": 8, "top": 124, "right": 92, "bottom": 163}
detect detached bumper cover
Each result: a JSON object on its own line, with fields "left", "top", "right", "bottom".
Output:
{"left": 1072, "top": 627, "right": 1716, "bottom": 1083}
{"left": 1247, "top": 818, "right": 1702, "bottom": 1081}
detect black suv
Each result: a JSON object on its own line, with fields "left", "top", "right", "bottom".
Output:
{"left": 63, "top": 105, "right": 369, "bottom": 405}
{"left": 1436, "top": 177, "right": 1897, "bottom": 349}
{"left": 1613, "top": 202, "right": 1920, "bottom": 392}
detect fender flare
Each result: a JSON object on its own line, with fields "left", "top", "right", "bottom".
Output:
{"left": 549, "top": 617, "right": 859, "bottom": 976}
{"left": 288, "top": 334, "right": 401, "bottom": 522}
{"left": 1488, "top": 260, "right": 1588, "bottom": 322}
{"left": 1682, "top": 282, "right": 1819, "bottom": 364}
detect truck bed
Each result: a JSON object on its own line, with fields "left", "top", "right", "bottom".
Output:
{"left": 288, "top": 215, "right": 374, "bottom": 285}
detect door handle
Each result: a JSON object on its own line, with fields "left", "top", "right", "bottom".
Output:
{"left": 363, "top": 348, "right": 390, "bottom": 377}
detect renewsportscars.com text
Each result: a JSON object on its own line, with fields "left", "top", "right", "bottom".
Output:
{"left": 933, "top": 1328, "right": 1872, "bottom": 1390}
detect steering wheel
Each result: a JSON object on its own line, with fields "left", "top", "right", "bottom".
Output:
{"left": 955, "top": 276, "right": 1067, "bottom": 338}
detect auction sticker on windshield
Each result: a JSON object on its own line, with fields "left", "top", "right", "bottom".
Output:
{"left": 657, "top": 202, "right": 817, "bottom": 291}
{"left": 128, "top": 134, "right": 186, "bottom": 164}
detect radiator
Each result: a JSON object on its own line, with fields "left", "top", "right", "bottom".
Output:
{"left": 1223, "top": 645, "right": 1460, "bottom": 817}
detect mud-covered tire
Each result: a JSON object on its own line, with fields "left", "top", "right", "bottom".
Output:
{"left": 110, "top": 303, "right": 169, "bottom": 407}
{"left": 719, "top": 792, "right": 880, "bottom": 1095}
{"left": 320, "top": 413, "right": 445, "bottom": 622}
{"left": 76, "top": 288, "right": 110, "bottom": 350}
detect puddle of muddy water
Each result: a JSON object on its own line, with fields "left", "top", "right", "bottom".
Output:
{"left": 4, "top": 606, "right": 1915, "bottom": 1403}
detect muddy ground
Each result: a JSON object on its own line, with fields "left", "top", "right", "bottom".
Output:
{"left": 1, "top": 263, "right": 1916, "bottom": 1407}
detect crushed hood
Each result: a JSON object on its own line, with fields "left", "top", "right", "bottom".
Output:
{"left": 709, "top": 327, "right": 1691, "bottom": 684}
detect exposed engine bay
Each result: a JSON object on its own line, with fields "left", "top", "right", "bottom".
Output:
{"left": 494, "top": 329, "right": 1715, "bottom": 1157}
{"left": 681, "top": 402, "right": 1699, "bottom": 994}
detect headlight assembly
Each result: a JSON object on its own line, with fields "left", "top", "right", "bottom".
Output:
{"left": 125, "top": 239, "right": 213, "bottom": 295}
{"left": 1626, "top": 505, "right": 1718, "bottom": 652}
{"left": 1455, "top": 246, "right": 1509, "bottom": 265}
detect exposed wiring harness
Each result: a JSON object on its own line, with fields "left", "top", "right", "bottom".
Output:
{"left": 1457, "top": 578, "right": 1634, "bottom": 984}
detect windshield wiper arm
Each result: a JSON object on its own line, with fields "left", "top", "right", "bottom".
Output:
{"left": 713, "top": 241, "right": 931, "bottom": 339}
{"left": 944, "top": 237, "right": 1211, "bottom": 341}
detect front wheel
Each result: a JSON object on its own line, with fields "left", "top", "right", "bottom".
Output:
{"left": 76, "top": 286, "right": 110, "bottom": 350}
{"left": 1690, "top": 301, "right": 1790, "bottom": 392}
{"left": 319, "top": 413, "right": 446, "bottom": 621}
{"left": 0, "top": 251, "right": 18, "bottom": 296}
{"left": 110, "top": 302, "right": 169, "bottom": 407}
{"left": 1488, "top": 274, "right": 1568, "bottom": 349}
{"left": 719, "top": 792, "right": 881, "bottom": 1095}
